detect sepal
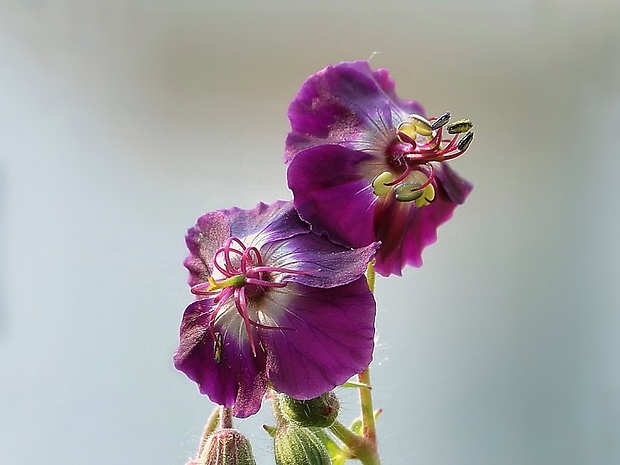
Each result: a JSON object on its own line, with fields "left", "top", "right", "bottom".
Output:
{"left": 274, "top": 424, "right": 330, "bottom": 465}
{"left": 198, "top": 428, "right": 256, "bottom": 465}
{"left": 277, "top": 392, "right": 340, "bottom": 428}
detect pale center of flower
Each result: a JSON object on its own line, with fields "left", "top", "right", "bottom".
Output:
{"left": 374, "top": 111, "right": 474, "bottom": 205}
{"left": 190, "top": 237, "right": 299, "bottom": 360}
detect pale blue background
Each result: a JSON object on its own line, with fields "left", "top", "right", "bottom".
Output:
{"left": 1, "top": 1, "right": 619, "bottom": 464}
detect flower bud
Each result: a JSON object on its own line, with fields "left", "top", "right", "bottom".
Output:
{"left": 277, "top": 392, "right": 340, "bottom": 427}
{"left": 197, "top": 428, "right": 256, "bottom": 465}
{"left": 274, "top": 424, "right": 330, "bottom": 465}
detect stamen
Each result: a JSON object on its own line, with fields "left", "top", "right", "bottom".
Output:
{"left": 198, "top": 236, "right": 308, "bottom": 357}
{"left": 241, "top": 246, "right": 262, "bottom": 273}
{"left": 208, "top": 287, "right": 234, "bottom": 339}
{"left": 245, "top": 277, "right": 287, "bottom": 288}
{"left": 457, "top": 131, "right": 474, "bottom": 152}
{"left": 447, "top": 119, "right": 473, "bottom": 134}
{"left": 190, "top": 281, "right": 219, "bottom": 296}
{"left": 372, "top": 171, "right": 394, "bottom": 196}
{"left": 234, "top": 286, "right": 258, "bottom": 357}
{"left": 410, "top": 114, "right": 433, "bottom": 137}
{"left": 394, "top": 182, "right": 425, "bottom": 202}
{"left": 396, "top": 121, "right": 418, "bottom": 144}
{"left": 251, "top": 266, "right": 310, "bottom": 275}
{"left": 431, "top": 111, "right": 451, "bottom": 130}
{"left": 384, "top": 165, "right": 412, "bottom": 186}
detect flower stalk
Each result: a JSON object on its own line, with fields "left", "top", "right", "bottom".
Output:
{"left": 355, "top": 261, "right": 381, "bottom": 464}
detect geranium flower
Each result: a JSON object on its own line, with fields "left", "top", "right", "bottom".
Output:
{"left": 285, "top": 61, "right": 474, "bottom": 276}
{"left": 174, "top": 201, "right": 377, "bottom": 418}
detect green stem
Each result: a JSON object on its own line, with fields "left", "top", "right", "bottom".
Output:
{"left": 338, "top": 260, "right": 382, "bottom": 464}
{"left": 329, "top": 420, "right": 381, "bottom": 465}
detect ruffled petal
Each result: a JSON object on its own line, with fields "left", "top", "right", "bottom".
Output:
{"left": 373, "top": 163, "right": 473, "bottom": 276}
{"left": 184, "top": 211, "right": 231, "bottom": 287}
{"left": 173, "top": 300, "right": 268, "bottom": 418}
{"left": 258, "top": 280, "right": 375, "bottom": 399}
{"left": 184, "top": 201, "right": 309, "bottom": 286}
{"left": 227, "top": 200, "right": 309, "bottom": 245}
{"left": 287, "top": 144, "right": 380, "bottom": 249}
{"left": 285, "top": 61, "right": 424, "bottom": 162}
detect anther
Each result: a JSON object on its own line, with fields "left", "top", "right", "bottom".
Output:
{"left": 431, "top": 112, "right": 451, "bottom": 130}
{"left": 372, "top": 171, "right": 394, "bottom": 196}
{"left": 394, "top": 181, "right": 425, "bottom": 202}
{"left": 410, "top": 114, "right": 433, "bottom": 137}
{"left": 457, "top": 131, "right": 474, "bottom": 152}
{"left": 396, "top": 121, "right": 417, "bottom": 144}
{"left": 447, "top": 119, "right": 473, "bottom": 134}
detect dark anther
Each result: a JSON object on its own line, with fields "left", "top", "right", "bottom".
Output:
{"left": 431, "top": 112, "right": 451, "bottom": 130}
{"left": 457, "top": 131, "right": 474, "bottom": 152}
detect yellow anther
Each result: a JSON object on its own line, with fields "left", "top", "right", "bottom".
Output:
{"left": 396, "top": 121, "right": 417, "bottom": 143}
{"left": 414, "top": 183, "right": 435, "bottom": 208}
{"left": 372, "top": 171, "right": 394, "bottom": 196}
{"left": 410, "top": 114, "right": 433, "bottom": 137}
{"left": 447, "top": 119, "right": 473, "bottom": 134}
{"left": 394, "top": 171, "right": 436, "bottom": 207}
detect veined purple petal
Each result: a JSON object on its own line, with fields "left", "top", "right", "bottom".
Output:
{"left": 373, "top": 163, "right": 473, "bottom": 276}
{"left": 260, "top": 233, "right": 378, "bottom": 288}
{"left": 227, "top": 201, "right": 309, "bottom": 245}
{"left": 173, "top": 300, "right": 268, "bottom": 418}
{"left": 184, "top": 201, "right": 309, "bottom": 286}
{"left": 287, "top": 144, "right": 381, "bottom": 249}
{"left": 259, "top": 280, "right": 375, "bottom": 399}
{"left": 285, "top": 61, "right": 425, "bottom": 162}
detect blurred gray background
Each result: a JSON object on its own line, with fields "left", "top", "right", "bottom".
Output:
{"left": 1, "top": 1, "right": 619, "bottom": 464}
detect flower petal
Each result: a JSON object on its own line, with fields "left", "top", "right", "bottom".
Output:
{"left": 373, "top": 163, "right": 473, "bottom": 276}
{"left": 185, "top": 211, "right": 231, "bottom": 287}
{"left": 258, "top": 280, "right": 375, "bottom": 399}
{"left": 184, "top": 201, "right": 309, "bottom": 286}
{"left": 287, "top": 144, "right": 380, "bottom": 249}
{"left": 260, "top": 233, "right": 378, "bottom": 288}
{"left": 285, "top": 61, "right": 425, "bottom": 162}
{"left": 173, "top": 299, "right": 268, "bottom": 418}
{"left": 227, "top": 201, "right": 309, "bottom": 245}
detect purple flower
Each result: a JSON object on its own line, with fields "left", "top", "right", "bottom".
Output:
{"left": 174, "top": 201, "right": 377, "bottom": 418}
{"left": 285, "top": 61, "right": 474, "bottom": 276}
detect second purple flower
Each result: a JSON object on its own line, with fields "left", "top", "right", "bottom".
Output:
{"left": 285, "top": 61, "right": 474, "bottom": 277}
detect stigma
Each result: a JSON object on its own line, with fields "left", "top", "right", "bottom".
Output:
{"left": 189, "top": 236, "right": 300, "bottom": 360}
